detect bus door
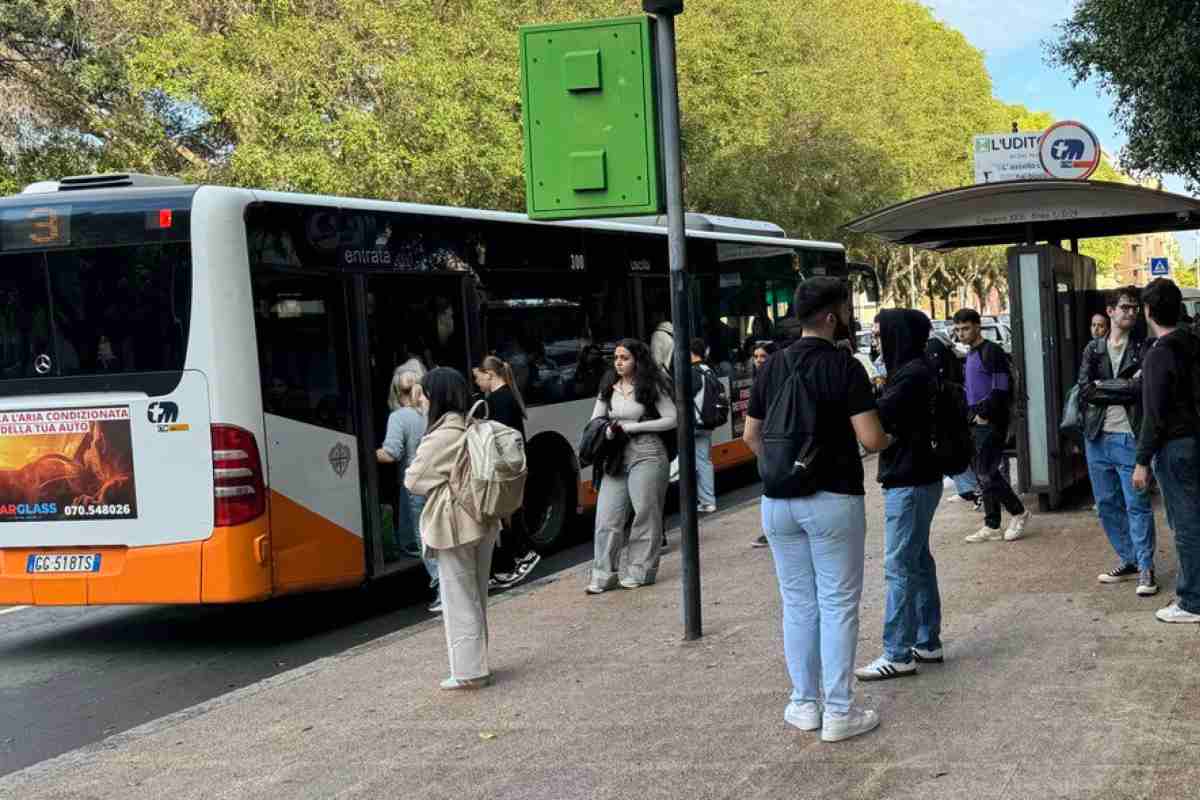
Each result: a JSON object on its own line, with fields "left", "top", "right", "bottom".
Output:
{"left": 358, "top": 272, "right": 475, "bottom": 578}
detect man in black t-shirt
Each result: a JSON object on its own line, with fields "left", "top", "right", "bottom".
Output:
{"left": 743, "top": 277, "right": 892, "bottom": 744}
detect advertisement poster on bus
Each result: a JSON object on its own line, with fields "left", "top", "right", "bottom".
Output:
{"left": 730, "top": 375, "right": 754, "bottom": 439}
{"left": 0, "top": 406, "right": 138, "bottom": 522}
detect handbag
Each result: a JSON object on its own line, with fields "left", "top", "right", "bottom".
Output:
{"left": 1060, "top": 384, "right": 1084, "bottom": 437}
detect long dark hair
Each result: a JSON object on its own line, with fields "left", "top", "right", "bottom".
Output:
{"left": 421, "top": 367, "right": 470, "bottom": 427}
{"left": 600, "top": 338, "right": 669, "bottom": 409}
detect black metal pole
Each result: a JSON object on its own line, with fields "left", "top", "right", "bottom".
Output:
{"left": 649, "top": 5, "right": 701, "bottom": 641}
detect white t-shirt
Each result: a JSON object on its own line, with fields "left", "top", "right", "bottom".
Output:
{"left": 1103, "top": 336, "right": 1133, "bottom": 435}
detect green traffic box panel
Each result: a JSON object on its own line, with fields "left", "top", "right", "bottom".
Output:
{"left": 520, "top": 16, "right": 662, "bottom": 220}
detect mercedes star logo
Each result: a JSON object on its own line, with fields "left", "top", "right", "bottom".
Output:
{"left": 34, "top": 354, "right": 52, "bottom": 375}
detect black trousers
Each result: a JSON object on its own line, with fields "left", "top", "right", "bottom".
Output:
{"left": 491, "top": 516, "right": 531, "bottom": 575}
{"left": 972, "top": 424, "right": 1025, "bottom": 529}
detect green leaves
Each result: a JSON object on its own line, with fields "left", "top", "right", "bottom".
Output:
{"left": 1049, "top": 0, "right": 1200, "bottom": 190}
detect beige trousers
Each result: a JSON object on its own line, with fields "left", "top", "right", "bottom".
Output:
{"left": 435, "top": 530, "right": 498, "bottom": 680}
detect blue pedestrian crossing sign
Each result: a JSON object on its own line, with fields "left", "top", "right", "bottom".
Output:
{"left": 1150, "top": 257, "right": 1170, "bottom": 276}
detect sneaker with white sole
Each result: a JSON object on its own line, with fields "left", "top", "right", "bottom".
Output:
{"left": 854, "top": 656, "right": 917, "bottom": 682}
{"left": 1004, "top": 510, "right": 1031, "bottom": 541}
{"left": 821, "top": 707, "right": 880, "bottom": 742}
{"left": 784, "top": 701, "right": 821, "bottom": 731}
{"left": 964, "top": 525, "right": 1003, "bottom": 543}
{"left": 1098, "top": 563, "right": 1138, "bottom": 583}
{"left": 1136, "top": 569, "right": 1159, "bottom": 596}
{"left": 1156, "top": 602, "right": 1200, "bottom": 623}
{"left": 912, "top": 646, "right": 944, "bottom": 663}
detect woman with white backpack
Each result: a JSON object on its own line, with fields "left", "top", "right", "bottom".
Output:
{"left": 405, "top": 368, "right": 501, "bottom": 690}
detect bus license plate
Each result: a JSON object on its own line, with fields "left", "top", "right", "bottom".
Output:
{"left": 26, "top": 554, "right": 102, "bottom": 573}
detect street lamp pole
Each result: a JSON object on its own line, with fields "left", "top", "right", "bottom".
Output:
{"left": 644, "top": 0, "right": 701, "bottom": 641}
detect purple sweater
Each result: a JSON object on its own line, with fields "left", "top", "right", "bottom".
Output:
{"left": 964, "top": 340, "right": 1011, "bottom": 425}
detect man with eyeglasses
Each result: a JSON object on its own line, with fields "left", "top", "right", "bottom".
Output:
{"left": 1077, "top": 287, "right": 1157, "bottom": 596}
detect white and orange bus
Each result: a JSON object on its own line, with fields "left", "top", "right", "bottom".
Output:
{"left": 0, "top": 174, "right": 851, "bottom": 605}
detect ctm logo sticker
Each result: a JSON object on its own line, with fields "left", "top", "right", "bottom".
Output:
{"left": 1039, "top": 120, "right": 1100, "bottom": 180}
{"left": 147, "top": 402, "right": 179, "bottom": 424}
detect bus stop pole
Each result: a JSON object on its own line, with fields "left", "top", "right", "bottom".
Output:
{"left": 649, "top": 4, "right": 702, "bottom": 641}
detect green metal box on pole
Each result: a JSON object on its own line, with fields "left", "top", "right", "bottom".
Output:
{"left": 520, "top": 16, "right": 663, "bottom": 220}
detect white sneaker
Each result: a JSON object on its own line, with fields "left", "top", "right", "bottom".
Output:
{"left": 1155, "top": 602, "right": 1200, "bottom": 624}
{"left": 964, "top": 525, "right": 1003, "bottom": 543}
{"left": 1004, "top": 510, "right": 1031, "bottom": 541}
{"left": 784, "top": 701, "right": 821, "bottom": 731}
{"left": 821, "top": 707, "right": 880, "bottom": 742}
{"left": 912, "top": 646, "right": 944, "bottom": 663}
{"left": 854, "top": 655, "right": 917, "bottom": 682}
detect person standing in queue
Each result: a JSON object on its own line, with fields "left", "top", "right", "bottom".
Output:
{"left": 472, "top": 356, "right": 542, "bottom": 590}
{"left": 1077, "top": 287, "right": 1156, "bottom": 595}
{"left": 405, "top": 368, "right": 499, "bottom": 689}
{"left": 587, "top": 338, "right": 676, "bottom": 593}
{"left": 1133, "top": 279, "right": 1200, "bottom": 623}
{"left": 1091, "top": 312, "right": 1110, "bottom": 341}
{"left": 743, "top": 277, "right": 892, "bottom": 743}
{"left": 954, "top": 308, "right": 1032, "bottom": 543}
{"left": 690, "top": 337, "right": 718, "bottom": 515}
{"left": 855, "top": 310, "right": 945, "bottom": 681}
{"left": 376, "top": 366, "right": 440, "bottom": 611}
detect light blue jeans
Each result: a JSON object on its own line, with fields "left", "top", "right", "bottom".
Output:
{"left": 1085, "top": 432, "right": 1155, "bottom": 571}
{"left": 951, "top": 469, "right": 978, "bottom": 498}
{"left": 397, "top": 475, "right": 438, "bottom": 587}
{"left": 695, "top": 430, "right": 715, "bottom": 507}
{"left": 882, "top": 483, "right": 943, "bottom": 663}
{"left": 762, "top": 492, "right": 866, "bottom": 714}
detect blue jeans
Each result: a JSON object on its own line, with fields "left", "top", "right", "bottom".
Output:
{"left": 695, "top": 430, "right": 715, "bottom": 506}
{"left": 1152, "top": 437, "right": 1200, "bottom": 613}
{"left": 762, "top": 492, "right": 866, "bottom": 714}
{"left": 1085, "top": 433, "right": 1156, "bottom": 571}
{"left": 951, "top": 469, "right": 978, "bottom": 498}
{"left": 397, "top": 480, "right": 438, "bottom": 587}
{"left": 882, "top": 483, "right": 943, "bottom": 663}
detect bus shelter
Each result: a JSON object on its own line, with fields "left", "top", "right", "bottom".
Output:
{"left": 844, "top": 179, "right": 1200, "bottom": 510}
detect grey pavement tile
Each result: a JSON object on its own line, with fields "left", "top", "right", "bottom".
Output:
{"left": 999, "top": 764, "right": 1155, "bottom": 800}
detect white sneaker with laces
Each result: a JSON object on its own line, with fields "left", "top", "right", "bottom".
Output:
{"left": 964, "top": 525, "right": 1003, "bottom": 543}
{"left": 1156, "top": 602, "right": 1200, "bottom": 623}
{"left": 854, "top": 655, "right": 917, "bottom": 681}
{"left": 1004, "top": 510, "right": 1031, "bottom": 541}
{"left": 821, "top": 707, "right": 880, "bottom": 742}
{"left": 784, "top": 701, "right": 821, "bottom": 731}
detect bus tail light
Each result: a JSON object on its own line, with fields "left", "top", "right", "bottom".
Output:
{"left": 211, "top": 424, "right": 266, "bottom": 527}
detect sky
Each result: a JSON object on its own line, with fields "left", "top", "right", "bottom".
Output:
{"left": 922, "top": 0, "right": 1200, "bottom": 263}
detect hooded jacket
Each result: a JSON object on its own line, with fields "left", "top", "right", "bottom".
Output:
{"left": 404, "top": 412, "right": 500, "bottom": 552}
{"left": 876, "top": 309, "right": 942, "bottom": 489}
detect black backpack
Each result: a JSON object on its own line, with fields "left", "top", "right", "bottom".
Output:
{"left": 758, "top": 348, "right": 823, "bottom": 498}
{"left": 929, "top": 372, "right": 973, "bottom": 477}
{"left": 697, "top": 365, "right": 730, "bottom": 430}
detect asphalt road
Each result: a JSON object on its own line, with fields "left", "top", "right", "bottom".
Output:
{"left": 0, "top": 465, "right": 765, "bottom": 777}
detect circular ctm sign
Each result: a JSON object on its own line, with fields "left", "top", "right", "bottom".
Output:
{"left": 1039, "top": 121, "right": 1101, "bottom": 180}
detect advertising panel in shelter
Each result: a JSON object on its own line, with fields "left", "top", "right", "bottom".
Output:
{"left": 0, "top": 406, "right": 137, "bottom": 522}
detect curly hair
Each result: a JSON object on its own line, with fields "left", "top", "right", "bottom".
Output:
{"left": 599, "top": 338, "right": 670, "bottom": 409}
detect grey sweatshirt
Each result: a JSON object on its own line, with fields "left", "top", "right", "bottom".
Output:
{"left": 382, "top": 407, "right": 427, "bottom": 473}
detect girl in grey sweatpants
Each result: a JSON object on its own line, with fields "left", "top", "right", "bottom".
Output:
{"left": 587, "top": 338, "right": 676, "bottom": 593}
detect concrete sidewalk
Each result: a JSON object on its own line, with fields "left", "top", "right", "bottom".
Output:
{"left": 5, "top": 460, "right": 1200, "bottom": 800}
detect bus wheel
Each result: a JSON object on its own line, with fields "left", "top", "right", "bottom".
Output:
{"left": 522, "top": 463, "right": 573, "bottom": 552}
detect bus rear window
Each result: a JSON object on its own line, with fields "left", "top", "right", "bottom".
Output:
{"left": 0, "top": 197, "right": 192, "bottom": 381}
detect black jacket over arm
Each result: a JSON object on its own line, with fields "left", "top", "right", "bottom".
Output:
{"left": 1075, "top": 332, "right": 1147, "bottom": 440}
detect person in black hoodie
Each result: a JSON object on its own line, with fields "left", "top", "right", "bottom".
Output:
{"left": 1132, "top": 279, "right": 1200, "bottom": 623}
{"left": 473, "top": 356, "right": 541, "bottom": 590}
{"left": 856, "top": 309, "right": 945, "bottom": 681}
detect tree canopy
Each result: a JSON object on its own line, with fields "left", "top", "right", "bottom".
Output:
{"left": 0, "top": 0, "right": 1158, "bottom": 305}
{"left": 1049, "top": 0, "right": 1200, "bottom": 190}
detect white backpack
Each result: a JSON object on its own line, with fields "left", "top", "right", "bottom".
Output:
{"left": 450, "top": 400, "right": 528, "bottom": 523}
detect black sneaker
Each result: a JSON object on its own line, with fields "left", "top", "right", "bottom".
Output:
{"left": 1097, "top": 563, "right": 1138, "bottom": 584}
{"left": 751, "top": 534, "right": 769, "bottom": 548}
